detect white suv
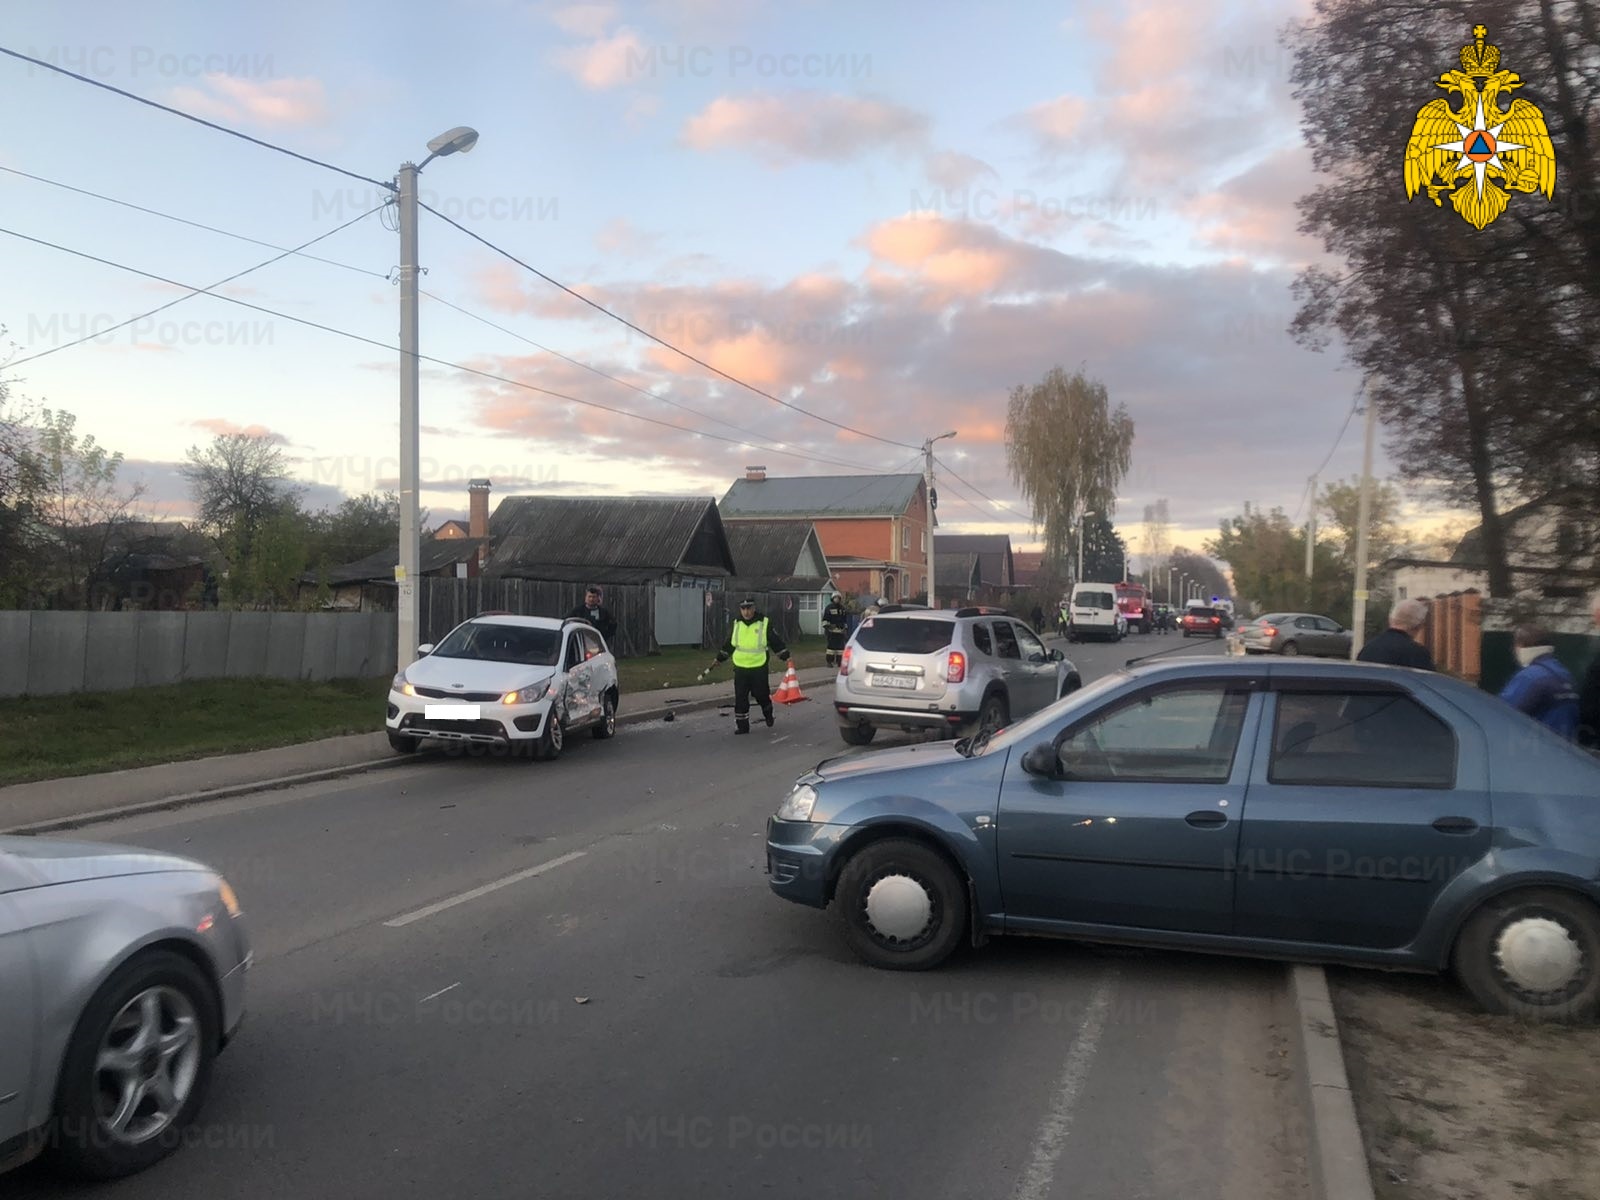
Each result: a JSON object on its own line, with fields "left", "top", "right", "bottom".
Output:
{"left": 386, "top": 614, "right": 619, "bottom": 761}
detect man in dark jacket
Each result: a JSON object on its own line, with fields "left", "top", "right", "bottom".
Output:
{"left": 1500, "top": 624, "right": 1580, "bottom": 740}
{"left": 821, "top": 591, "right": 850, "bottom": 668}
{"left": 1357, "top": 598, "right": 1434, "bottom": 669}
{"left": 710, "top": 597, "right": 790, "bottom": 734}
{"left": 1580, "top": 590, "right": 1600, "bottom": 749}
{"left": 566, "top": 584, "right": 618, "bottom": 644}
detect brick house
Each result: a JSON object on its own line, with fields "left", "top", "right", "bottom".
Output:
{"left": 718, "top": 467, "right": 932, "bottom": 604}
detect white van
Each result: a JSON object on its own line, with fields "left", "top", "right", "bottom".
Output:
{"left": 1067, "top": 583, "right": 1127, "bottom": 642}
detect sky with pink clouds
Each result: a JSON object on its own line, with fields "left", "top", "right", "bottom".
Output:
{"left": 0, "top": 0, "right": 1426, "bottom": 562}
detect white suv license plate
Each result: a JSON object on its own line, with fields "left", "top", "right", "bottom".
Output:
{"left": 871, "top": 674, "right": 917, "bottom": 690}
{"left": 426, "top": 704, "right": 481, "bottom": 719}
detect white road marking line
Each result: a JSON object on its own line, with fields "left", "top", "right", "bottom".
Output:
{"left": 383, "top": 851, "right": 587, "bottom": 928}
{"left": 1012, "top": 972, "right": 1118, "bottom": 1200}
{"left": 418, "top": 981, "right": 460, "bottom": 1004}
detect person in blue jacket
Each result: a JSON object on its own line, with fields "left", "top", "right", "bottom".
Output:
{"left": 1499, "top": 624, "right": 1580, "bottom": 740}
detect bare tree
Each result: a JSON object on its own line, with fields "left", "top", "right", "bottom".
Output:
{"left": 1004, "top": 366, "right": 1135, "bottom": 574}
{"left": 33, "top": 409, "right": 146, "bottom": 608}
{"left": 181, "top": 432, "right": 303, "bottom": 562}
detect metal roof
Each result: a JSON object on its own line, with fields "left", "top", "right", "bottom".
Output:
{"left": 720, "top": 473, "right": 924, "bottom": 518}
{"left": 305, "top": 537, "right": 486, "bottom": 585}
{"left": 724, "top": 520, "right": 821, "bottom": 579}
{"left": 483, "top": 495, "right": 733, "bottom": 579}
{"left": 934, "top": 533, "right": 1014, "bottom": 586}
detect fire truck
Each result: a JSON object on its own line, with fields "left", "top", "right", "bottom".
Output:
{"left": 1114, "top": 582, "right": 1153, "bottom": 634}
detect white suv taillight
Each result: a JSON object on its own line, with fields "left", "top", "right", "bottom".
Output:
{"left": 839, "top": 647, "right": 852, "bottom": 676}
{"left": 947, "top": 650, "right": 966, "bottom": 683}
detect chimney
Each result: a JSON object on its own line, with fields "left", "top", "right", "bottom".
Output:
{"left": 745, "top": 465, "right": 767, "bottom": 482}
{"left": 468, "top": 478, "right": 491, "bottom": 574}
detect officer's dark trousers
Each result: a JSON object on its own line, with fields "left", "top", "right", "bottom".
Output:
{"left": 733, "top": 665, "right": 772, "bottom": 729}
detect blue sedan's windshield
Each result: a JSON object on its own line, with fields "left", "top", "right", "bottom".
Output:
{"left": 972, "top": 670, "right": 1130, "bottom": 756}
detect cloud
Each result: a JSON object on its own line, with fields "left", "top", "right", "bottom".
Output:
{"left": 924, "top": 151, "right": 998, "bottom": 191}
{"left": 1182, "top": 145, "right": 1329, "bottom": 267}
{"left": 681, "top": 92, "right": 929, "bottom": 164}
{"left": 190, "top": 418, "right": 290, "bottom": 444}
{"left": 550, "top": 1, "right": 619, "bottom": 36}
{"left": 595, "top": 217, "right": 663, "bottom": 258}
{"left": 166, "top": 75, "right": 330, "bottom": 127}
{"left": 552, "top": 27, "right": 649, "bottom": 89}
{"left": 1022, "top": 96, "right": 1090, "bottom": 143}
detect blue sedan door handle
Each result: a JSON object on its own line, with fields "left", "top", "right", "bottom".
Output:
{"left": 1432, "top": 816, "right": 1479, "bottom": 834}
{"left": 1185, "top": 810, "right": 1228, "bottom": 828}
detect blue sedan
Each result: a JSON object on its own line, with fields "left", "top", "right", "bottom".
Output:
{"left": 766, "top": 657, "right": 1600, "bottom": 1022}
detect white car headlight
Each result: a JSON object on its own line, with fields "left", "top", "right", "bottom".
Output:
{"left": 777, "top": 783, "right": 819, "bottom": 822}
{"left": 504, "top": 678, "right": 553, "bottom": 706}
{"left": 391, "top": 672, "right": 415, "bottom": 697}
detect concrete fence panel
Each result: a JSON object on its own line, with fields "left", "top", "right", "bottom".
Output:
{"left": 224, "top": 612, "right": 271, "bottom": 678}
{"left": 27, "top": 612, "right": 90, "bottom": 697}
{"left": 300, "top": 614, "right": 340, "bottom": 682}
{"left": 365, "top": 615, "right": 397, "bottom": 679}
{"left": 265, "top": 612, "right": 308, "bottom": 679}
{"left": 86, "top": 613, "right": 140, "bottom": 693}
{"left": 332, "top": 614, "right": 371, "bottom": 679}
{"left": 181, "top": 613, "right": 230, "bottom": 683}
{"left": 137, "top": 612, "right": 187, "bottom": 688}
{"left": 0, "top": 613, "right": 31, "bottom": 697}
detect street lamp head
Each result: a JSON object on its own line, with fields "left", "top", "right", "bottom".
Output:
{"left": 937, "top": 430, "right": 956, "bottom": 441}
{"left": 428, "top": 126, "right": 480, "bottom": 157}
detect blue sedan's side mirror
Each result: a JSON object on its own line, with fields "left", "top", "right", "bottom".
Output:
{"left": 1021, "top": 743, "right": 1058, "bottom": 778}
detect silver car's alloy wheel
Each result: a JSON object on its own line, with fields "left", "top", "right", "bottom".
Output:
{"left": 862, "top": 873, "right": 935, "bottom": 945}
{"left": 1495, "top": 916, "right": 1585, "bottom": 997}
{"left": 94, "top": 986, "right": 201, "bottom": 1146}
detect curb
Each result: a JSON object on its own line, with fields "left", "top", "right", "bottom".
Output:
{"left": 1289, "top": 964, "right": 1376, "bottom": 1200}
{"left": 4, "top": 686, "right": 800, "bottom": 836}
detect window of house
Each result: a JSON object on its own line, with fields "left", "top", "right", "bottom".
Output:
{"left": 903, "top": 524, "right": 910, "bottom": 551}
{"left": 799, "top": 593, "right": 819, "bottom": 610}
{"left": 1268, "top": 691, "right": 1456, "bottom": 788}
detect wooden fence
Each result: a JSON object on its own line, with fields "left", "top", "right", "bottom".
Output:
{"left": 412, "top": 580, "right": 807, "bottom": 657}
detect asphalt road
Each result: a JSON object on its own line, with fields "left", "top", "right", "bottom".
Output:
{"left": 14, "top": 630, "right": 1310, "bottom": 1200}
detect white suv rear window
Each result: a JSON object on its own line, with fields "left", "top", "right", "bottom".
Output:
{"left": 854, "top": 618, "right": 953, "bottom": 654}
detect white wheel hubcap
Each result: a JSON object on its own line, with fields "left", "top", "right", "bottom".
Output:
{"left": 864, "top": 874, "right": 933, "bottom": 942}
{"left": 1496, "top": 916, "right": 1583, "bottom": 994}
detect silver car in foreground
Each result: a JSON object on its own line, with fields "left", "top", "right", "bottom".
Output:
{"left": 0, "top": 837, "right": 249, "bottom": 1181}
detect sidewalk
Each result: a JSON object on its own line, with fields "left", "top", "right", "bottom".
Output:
{"left": 0, "top": 667, "right": 838, "bottom": 835}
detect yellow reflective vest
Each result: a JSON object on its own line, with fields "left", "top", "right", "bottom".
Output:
{"left": 729, "top": 618, "right": 770, "bottom": 668}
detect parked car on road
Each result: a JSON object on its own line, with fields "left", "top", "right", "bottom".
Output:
{"left": 833, "top": 605, "right": 1080, "bottom": 746}
{"left": 1181, "top": 604, "right": 1225, "bottom": 638}
{"left": 1240, "top": 613, "right": 1353, "bottom": 658}
{"left": 387, "top": 614, "right": 620, "bottom": 760}
{"left": 769, "top": 656, "right": 1600, "bottom": 1022}
{"left": 0, "top": 838, "right": 250, "bottom": 1180}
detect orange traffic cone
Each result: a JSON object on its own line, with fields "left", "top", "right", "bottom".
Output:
{"left": 772, "top": 662, "right": 808, "bottom": 704}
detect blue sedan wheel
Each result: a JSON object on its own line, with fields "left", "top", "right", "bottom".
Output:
{"left": 835, "top": 839, "right": 967, "bottom": 971}
{"left": 1454, "top": 888, "right": 1600, "bottom": 1023}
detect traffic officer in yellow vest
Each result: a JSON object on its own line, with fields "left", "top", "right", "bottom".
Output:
{"left": 710, "top": 596, "right": 790, "bottom": 734}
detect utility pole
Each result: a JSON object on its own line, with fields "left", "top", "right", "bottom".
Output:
{"left": 922, "top": 431, "right": 956, "bottom": 608}
{"left": 396, "top": 160, "right": 421, "bottom": 670}
{"left": 1349, "top": 390, "right": 1377, "bottom": 659}
{"left": 1305, "top": 473, "right": 1317, "bottom": 580}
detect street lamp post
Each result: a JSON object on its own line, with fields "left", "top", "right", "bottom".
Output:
{"left": 922, "top": 431, "right": 956, "bottom": 608}
{"left": 396, "top": 125, "right": 479, "bottom": 672}
{"left": 1077, "top": 508, "right": 1100, "bottom": 585}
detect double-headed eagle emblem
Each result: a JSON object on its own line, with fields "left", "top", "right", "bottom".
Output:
{"left": 1405, "top": 24, "right": 1556, "bottom": 229}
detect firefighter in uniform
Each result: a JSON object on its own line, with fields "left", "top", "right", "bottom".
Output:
{"left": 821, "top": 591, "right": 850, "bottom": 668}
{"left": 711, "top": 597, "right": 790, "bottom": 734}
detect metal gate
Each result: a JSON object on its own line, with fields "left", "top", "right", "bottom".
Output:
{"left": 653, "top": 586, "right": 704, "bottom": 645}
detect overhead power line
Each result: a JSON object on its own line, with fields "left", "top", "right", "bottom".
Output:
{"left": 0, "top": 225, "right": 909, "bottom": 474}
{"left": 5, "top": 204, "right": 387, "bottom": 369}
{"left": 418, "top": 201, "right": 921, "bottom": 453}
{"left": 933, "top": 456, "right": 1034, "bottom": 524}
{"left": 1, "top": 164, "right": 893, "bottom": 476}
{"left": 1292, "top": 394, "right": 1361, "bottom": 523}
{"left": 0, "top": 45, "right": 393, "bottom": 191}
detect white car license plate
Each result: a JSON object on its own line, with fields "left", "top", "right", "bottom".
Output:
{"left": 425, "top": 704, "right": 481, "bottom": 720}
{"left": 871, "top": 674, "right": 917, "bottom": 690}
